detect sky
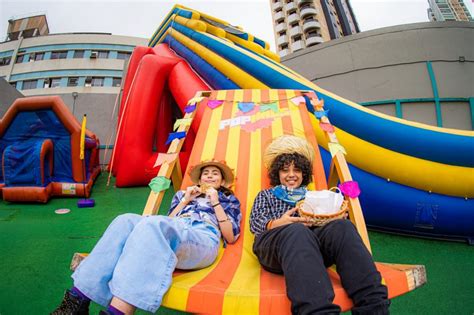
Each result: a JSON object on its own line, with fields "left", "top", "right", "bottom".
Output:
{"left": 0, "top": 0, "right": 473, "bottom": 50}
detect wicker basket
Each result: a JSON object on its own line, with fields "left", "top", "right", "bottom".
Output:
{"left": 297, "top": 199, "right": 348, "bottom": 227}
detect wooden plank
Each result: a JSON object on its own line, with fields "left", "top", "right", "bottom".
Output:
{"left": 142, "top": 92, "right": 202, "bottom": 216}
{"left": 318, "top": 110, "right": 372, "bottom": 252}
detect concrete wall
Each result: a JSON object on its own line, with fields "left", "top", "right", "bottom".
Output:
{"left": 282, "top": 21, "right": 474, "bottom": 130}
{"left": 0, "top": 77, "right": 23, "bottom": 117}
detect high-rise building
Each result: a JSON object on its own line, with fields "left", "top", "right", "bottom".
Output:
{"left": 270, "top": 0, "right": 359, "bottom": 57}
{"left": 427, "top": 0, "right": 473, "bottom": 21}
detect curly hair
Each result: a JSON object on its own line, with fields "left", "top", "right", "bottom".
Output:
{"left": 268, "top": 153, "right": 312, "bottom": 187}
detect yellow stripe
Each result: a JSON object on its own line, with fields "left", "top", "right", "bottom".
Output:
{"left": 222, "top": 107, "right": 262, "bottom": 314}
{"left": 286, "top": 90, "right": 306, "bottom": 139}
{"left": 311, "top": 115, "right": 474, "bottom": 197}
{"left": 224, "top": 91, "right": 241, "bottom": 187}
{"left": 161, "top": 248, "right": 226, "bottom": 310}
{"left": 169, "top": 30, "right": 268, "bottom": 89}
{"left": 201, "top": 104, "right": 222, "bottom": 161}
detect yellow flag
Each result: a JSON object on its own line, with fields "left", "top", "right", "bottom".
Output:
{"left": 79, "top": 114, "right": 87, "bottom": 160}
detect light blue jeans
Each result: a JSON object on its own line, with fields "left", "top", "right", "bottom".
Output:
{"left": 72, "top": 213, "right": 220, "bottom": 312}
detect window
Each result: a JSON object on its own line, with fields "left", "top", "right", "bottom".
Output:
{"left": 67, "top": 77, "right": 79, "bottom": 87}
{"left": 97, "top": 51, "right": 109, "bottom": 59}
{"left": 22, "top": 79, "right": 38, "bottom": 90}
{"left": 117, "top": 51, "right": 131, "bottom": 60}
{"left": 112, "top": 77, "right": 122, "bottom": 87}
{"left": 281, "top": 44, "right": 288, "bottom": 50}
{"left": 0, "top": 57, "right": 11, "bottom": 66}
{"left": 16, "top": 54, "right": 25, "bottom": 63}
{"left": 10, "top": 82, "right": 17, "bottom": 89}
{"left": 44, "top": 78, "right": 62, "bottom": 88}
{"left": 34, "top": 52, "right": 45, "bottom": 61}
{"left": 73, "top": 50, "right": 85, "bottom": 58}
{"left": 293, "top": 35, "right": 302, "bottom": 42}
{"left": 85, "top": 77, "right": 105, "bottom": 87}
{"left": 279, "top": 31, "right": 286, "bottom": 36}
{"left": 51, "top": 51, "right": 68, "bottom": 59}
{"left": 50, "top": 78, "right": 62, "bottom": 88}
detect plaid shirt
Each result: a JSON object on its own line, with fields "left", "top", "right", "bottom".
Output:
{"left": 168, "top": 190, "right": 241, "bottom": 240}
{"left": 250, "top": 188, "right": 300, "bottom": 237}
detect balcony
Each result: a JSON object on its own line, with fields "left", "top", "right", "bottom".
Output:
{"left": 277, "top": 35, "right": 289, "bottom": 46}
{"left": 300, "top": 7, "right": 318, "bottom": 18}
{"left": 274, "top": 11, "right": 285, "bottom": 22}
{"left": 291, "top": 40, "right": 304, "bottom": 52}
{"left": 285, "top": 1, "right": 297, "bottom": 12}
{"left": 290, "top": 26, "right": 303, "bottom": 38}
{"left": 288, "top": 13, "right": 300, "bottom": 24}
{"left": 278, "top": 48, "right": 290, "bottom": 58}
{"left": 303, "top": 20, "right": 321, "bottom": 32}
{"left": 272, "top": 1, "right": 283, "bottom": 11}
{"left": 275, "top": 23, "right": 287, "bottom": 33}
{"left": 305, "top": 35, "right": 324, "bottom": 46}
{"left": 296, "top": 0, "right": 313, "bottom": 6}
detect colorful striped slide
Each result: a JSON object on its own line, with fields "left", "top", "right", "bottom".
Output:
{"left": 136, "top": 4, "right": 472, "bottom": 243}
{"left": 154, "top": 89, "right": 425, "bottom": 314}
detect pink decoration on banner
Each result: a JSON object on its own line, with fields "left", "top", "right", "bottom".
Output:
{"left": 338, "top": 181, "right": 361, "bottom": 198}
{"left": 153, "top": 153, "right": 178, "bottom": 168}
{"left": 236, "top": 106, "right": 260, "bottom": 117}
{"left": 290, "top": 96, "right": 305, "bottom": 105}
{"left": 207, "top": 100, "right": 224, "bottom": 109}
{"left": 241, "top": 118, "right": 274, "bottom": 132}
{"left": 319, "top": 122, "right": 335, "bottom": 133}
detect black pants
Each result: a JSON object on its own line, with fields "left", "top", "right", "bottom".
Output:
{"left": 253, "top": 220, "right": 390, "bottom": 315}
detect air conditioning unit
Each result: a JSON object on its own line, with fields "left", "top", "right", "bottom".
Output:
{"left": 90, "top": 51, "right": 97, "bottom": 59}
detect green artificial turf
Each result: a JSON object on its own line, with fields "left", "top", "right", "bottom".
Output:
{"left": 0, "top": 174, "right": 473, "bottom": 314}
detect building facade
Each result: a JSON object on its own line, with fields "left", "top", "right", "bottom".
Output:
{"left": 270, "top": 0, "right": 359, "bottom": 57}
{"left": 282, "top": 22, "right": 474, "bottom": 130}
{"left": 427, "top": 0, "right": 473, "bottom": 21}
{"left": 0, "top": 15, "right": 148, "bottom": 164}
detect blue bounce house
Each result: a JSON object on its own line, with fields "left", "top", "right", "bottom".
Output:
{"left": 0, "top": 96, "right": 100, "bottom": 203}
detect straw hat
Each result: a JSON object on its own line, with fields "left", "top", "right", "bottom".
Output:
{"left": 188, "top": 160, "right": 235, "bottom": 188}
{"left": 263, "top": 135, "right": 315, "bottom": 169}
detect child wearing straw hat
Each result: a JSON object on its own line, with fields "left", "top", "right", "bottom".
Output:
{"left": 250, "top": 135, "right": 389, "bottom": 315}
{"left": 52, "top": 160, "right": 241, "bottom": 315}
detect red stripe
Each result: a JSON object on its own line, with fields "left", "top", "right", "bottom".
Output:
{"left": 278, "top": 90, "right": 293, "bottom": 135}
{"left": 185, "top": 90, "right": 247, "bottom": 314}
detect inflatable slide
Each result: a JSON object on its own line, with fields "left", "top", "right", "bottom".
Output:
{"left": 0, "top": 96, "right": 100, "bottom": 203}
{"left": 111, "top": 4, "right": 473, "bottom": 243}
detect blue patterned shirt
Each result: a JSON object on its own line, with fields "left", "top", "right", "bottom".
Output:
{"left": 168, "top": 190, "right": 241, "bottom": 240}
{"left": 250, "top": 188, "right": 300, "bottom": 237}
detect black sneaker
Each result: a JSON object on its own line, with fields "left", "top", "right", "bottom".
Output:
{"left": 51, "top": 289, "right": 90, "bottom": 315}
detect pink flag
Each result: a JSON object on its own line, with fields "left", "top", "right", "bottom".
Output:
{"left": 290, "top": 96, "right": 305, "bottom": 105}
{"left": 153, "top": 153, "right": 178, "bottom": 168}
{"left": 339, "top": 181, "right": 361, "bottom": 198}
{"left": 207, "top": 100, "right": 224, "bottom": 109}
{"left": 319, "top": 122, "right": 335, "bottom": 133}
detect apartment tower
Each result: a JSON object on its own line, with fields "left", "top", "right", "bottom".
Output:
{"left": 270, "top": 0, "right": 359, "bottom": 57}
{"left": 427, "top": 0, "right": 473, "bottom": 21}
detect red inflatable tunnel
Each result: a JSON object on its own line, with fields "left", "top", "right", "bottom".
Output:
{"left": 111, "top": 44, "right": 209, "bottom": 187}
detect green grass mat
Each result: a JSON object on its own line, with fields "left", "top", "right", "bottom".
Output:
{"left": 0, "top": 174, "right": 472, "bottom": 314}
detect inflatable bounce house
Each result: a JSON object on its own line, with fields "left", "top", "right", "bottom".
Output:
{"left": 111, "top": 4, "right": 473, "bottom": 244}
{"left": 0, "top": 96, "right": 100, "bottom": 203}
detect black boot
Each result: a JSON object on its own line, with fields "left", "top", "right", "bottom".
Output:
{"left": 51, "top": 289, "right": 90, "bottom": 315}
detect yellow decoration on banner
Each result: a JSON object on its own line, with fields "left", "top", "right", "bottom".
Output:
{"left": 173, "top": 118, "right": 192, "bottom": 131}
{"left": 187, "top": 96, "right": 204, "bottom": 105}
{"left": 328, "top": 142, "right": 347, "bottom": 157}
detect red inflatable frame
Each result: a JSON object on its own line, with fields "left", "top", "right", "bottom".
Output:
{"left": 111, "top": 45, "right": 209, "bottom": 187}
